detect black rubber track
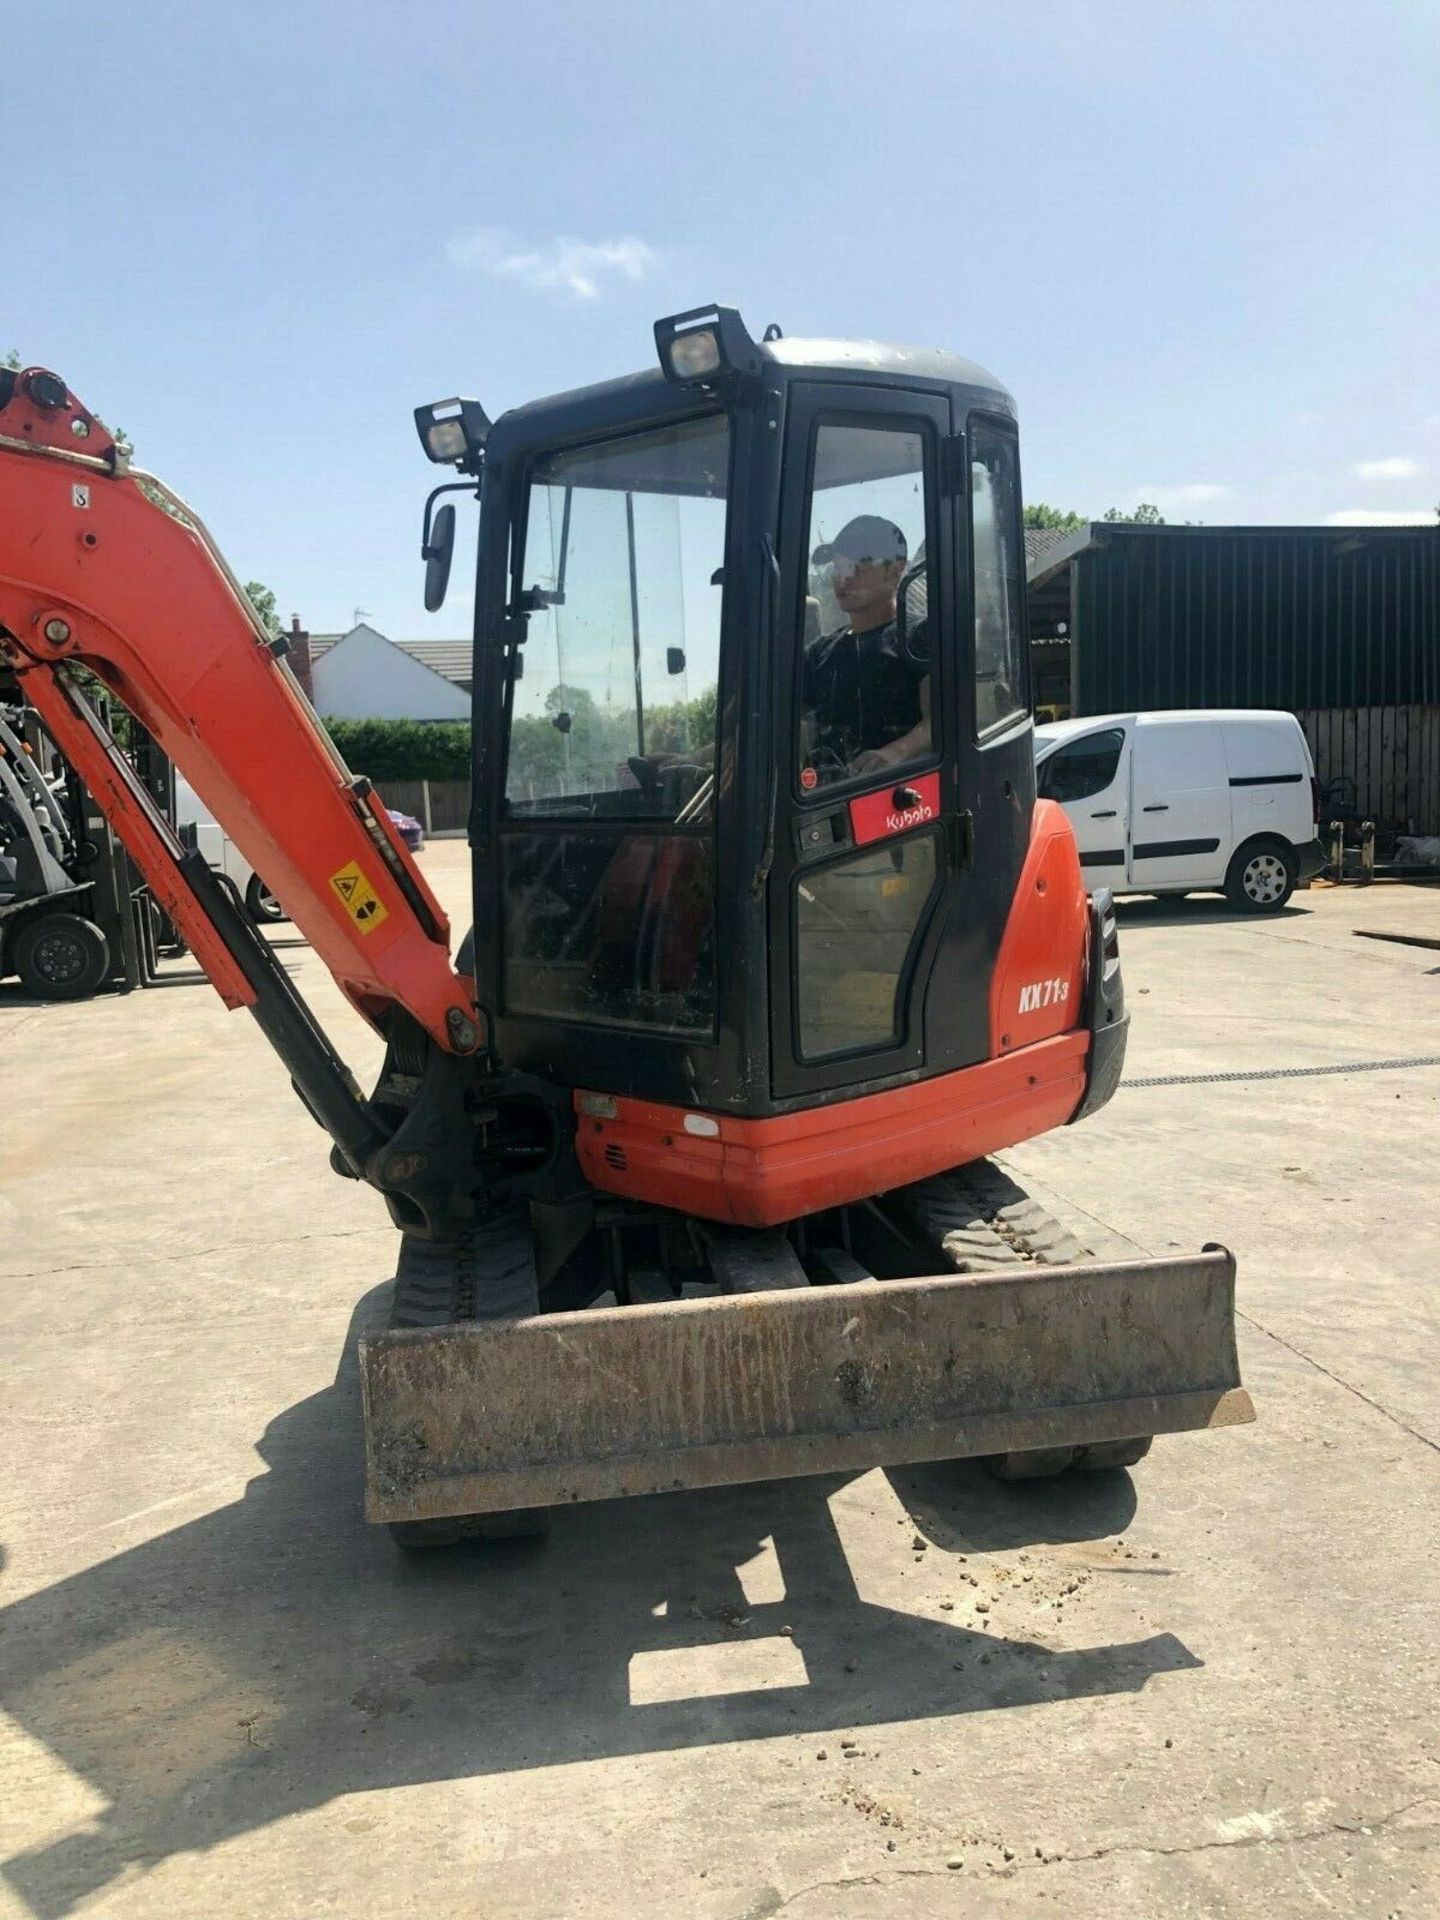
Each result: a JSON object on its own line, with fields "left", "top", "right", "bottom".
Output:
{"left": 386, "top": 1207, "right": 549, "bottom": 1548}
{"left": 894, "top": 1161, "right": 1153, "bottom": 1482}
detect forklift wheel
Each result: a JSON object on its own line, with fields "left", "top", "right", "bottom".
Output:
{"left": 245, "top": 874, "right": 287, "bottom": 924}
{"left": 13, "top": 912, "right": 110, "bottom": 1001}
{"left": 385, "top": 1213, "right": 551, "bottom": 1551}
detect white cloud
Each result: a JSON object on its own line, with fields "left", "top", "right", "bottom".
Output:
{"left": 1423, "top": 415, "right": 1440, "bottom": 431}
{"left": 1291, "top": 409, "right": 1324, "bottom": 428}
{"left": 1324, "top": 509, "right": 1437, "bottom": 527}
{"left": 1353, "top": 455, "right": 1422, "bottom": 481}
{"left": 446, "top": 227, "right": 657, "bottom": 301}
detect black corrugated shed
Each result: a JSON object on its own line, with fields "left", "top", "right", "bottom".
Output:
{"left": 1027, "top": 523, "right": 1440, "bottom": 832}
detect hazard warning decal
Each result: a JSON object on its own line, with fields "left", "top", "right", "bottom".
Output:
{"left": 328, "top": 861, "right": 389, "bottom": 934}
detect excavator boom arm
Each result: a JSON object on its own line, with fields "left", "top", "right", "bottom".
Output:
{"left": 0, "top": 369, "right": 480, "bottom": 1168}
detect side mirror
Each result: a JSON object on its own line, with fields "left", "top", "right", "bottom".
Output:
{"left": 423, "top": 503, "right": 456, "bottom": 613}
{"left": 666, "top": 647, "right": 686, "bottom": 675}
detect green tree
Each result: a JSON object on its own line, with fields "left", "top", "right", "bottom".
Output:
{"left": 1023, "top": 503, "right": 1086, "bottom": 531}
{"left": 3, "top": 349, "right": 19, "bottom": 371}
{"left": 1103, "top": 503, "right": 1166, "bottom": 525}
{"left": 244, "top": 581, "right": 283, "bottom": 639}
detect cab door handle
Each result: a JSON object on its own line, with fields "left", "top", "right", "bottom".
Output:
{"left": 1142, "top": 803, "right": 1169, "bottom": 812}
{"left": 949, "top": 809, "right": 974, "bottom": 869}
{"left": 1091, "top": 809, "right": 1117, "bottom": 818}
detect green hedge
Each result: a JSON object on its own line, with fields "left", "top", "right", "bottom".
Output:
{"left": 323, "top": 717, "right": 471, "bottom": 783}
{"left": 323, "top": 687, "right": 719, "bottom": 788}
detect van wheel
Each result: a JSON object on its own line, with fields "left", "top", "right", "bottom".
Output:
{"left": 1225, "top": 840, "right": 1297, "bottom": 913}
{"left": 245, "top": 874, "right": 287, "bottom": 925}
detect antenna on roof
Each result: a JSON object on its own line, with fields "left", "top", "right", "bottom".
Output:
{"left": 353, "top": 608, "right": 372, "bottom": 626}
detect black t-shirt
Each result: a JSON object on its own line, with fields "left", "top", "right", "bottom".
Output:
{"left": 800, "top": 615, "right": 931, "bottom": 769}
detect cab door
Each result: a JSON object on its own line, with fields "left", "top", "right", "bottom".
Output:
{"left": 767, "top": 383, "right": 1010, "bottom": 1101}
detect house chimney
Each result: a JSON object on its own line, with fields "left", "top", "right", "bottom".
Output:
{"left": 288, "top": 614, "right": 313, "bottom": 700}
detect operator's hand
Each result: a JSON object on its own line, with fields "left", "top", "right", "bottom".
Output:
{"left": 850, "top": 746, "right": 897, "bottom": 776}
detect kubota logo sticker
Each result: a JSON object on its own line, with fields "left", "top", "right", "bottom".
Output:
{"left": 329, "top": 861, "right": 388, "bottom": 933}
{"left": 1018, "top": 976, "right": 1068, "bottom": 1014}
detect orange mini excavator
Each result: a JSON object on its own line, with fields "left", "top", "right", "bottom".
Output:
{"left": 0, "top": 312, "right": 1252, "bottom": 1545}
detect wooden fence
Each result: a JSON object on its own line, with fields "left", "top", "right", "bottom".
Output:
{"left": 373, "top": 778, "right": 470, "bottom": 836}
{"left": 1298, "top": 706, "right": 1440, "bottom": 835}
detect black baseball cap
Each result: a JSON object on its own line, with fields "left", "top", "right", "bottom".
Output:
{"left": 812, "top": 515, "right": 908, "bottom": 568}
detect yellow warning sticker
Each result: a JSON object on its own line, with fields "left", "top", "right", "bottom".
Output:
{"left": 329, "top": 861, "right": 389, "bottom": 935}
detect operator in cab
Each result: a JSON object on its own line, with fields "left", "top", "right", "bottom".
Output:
{"left": 801, "top": 515, "right": 931, "bottom": 784}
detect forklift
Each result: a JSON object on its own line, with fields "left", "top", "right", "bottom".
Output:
{"left": 0, "top": 681, "right": 176, "bottom": 998}
{"left": 0, "top": 317, "right": 1252, "bottom": 1546}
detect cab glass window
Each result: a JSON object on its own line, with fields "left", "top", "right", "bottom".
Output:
{"left": 795, "top": 835, "right": 939, "bottom": 1058}
{"left": 500, "top": 414, "right": 725, "bottom": 1037}
{"left": 507, "top": 414, "right": 728, "bottom": 822}
{"left": 970, "top": 420, "right": 1026, "bottom": 733}
{"left": 797, "top": 424, "right": 932, "bottom": 792}
{"left": 1037, "top": 728, "right": 1125, "bottom": 803}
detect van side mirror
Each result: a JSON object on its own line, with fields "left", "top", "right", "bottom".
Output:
{"left": 423, "top": 503, "right": 457, "bottom": 613}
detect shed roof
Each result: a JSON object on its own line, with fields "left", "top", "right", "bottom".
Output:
{"left": 1025, "top": 520, "right": 1438, "bottom": 589}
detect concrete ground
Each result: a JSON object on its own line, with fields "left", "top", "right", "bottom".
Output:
{"left": 1, "top": 845, "right": 1437, "bottom": 1920}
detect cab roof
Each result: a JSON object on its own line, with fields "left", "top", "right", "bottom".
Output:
{"left": 488, "top": 333, "right": 1015, "bottom": 458}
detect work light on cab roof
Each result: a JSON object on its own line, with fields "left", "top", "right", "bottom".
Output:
{"left": 414, "top": 395, "right": 490, "bottom": 470}
{"left": 653, "top": 303, "right": 763, "bottom": 387}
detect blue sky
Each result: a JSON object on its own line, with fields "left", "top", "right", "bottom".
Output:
{"left": 6, "top": 0, "right": 1437, "bottom": 638}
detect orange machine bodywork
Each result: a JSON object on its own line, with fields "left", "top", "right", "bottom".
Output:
{"left": 0, "top": 373, "right": 473, "bottom": 1054}
{"left": 988, "top": 798, "right": 1089, "bottom": 1056}
{"left": 575, "top": 802, "right": 1096, "bottom": 1226}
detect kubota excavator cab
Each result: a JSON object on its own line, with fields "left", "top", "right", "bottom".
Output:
{"left": 415, "top": 309, "right": 1123, "bottom": 1228}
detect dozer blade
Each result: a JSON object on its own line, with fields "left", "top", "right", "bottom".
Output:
{"left": 360, "top": 1248, "right": 1254, "bottom": 1523}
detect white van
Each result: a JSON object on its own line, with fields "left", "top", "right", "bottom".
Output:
{"left": 173, "top": 774, "right": 286, "bottom": 924}
{"left": 1034, "top": 709, "right": 1324, "bottom": 911}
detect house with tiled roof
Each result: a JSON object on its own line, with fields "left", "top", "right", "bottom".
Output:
{"left": 297, "top": 622, "right": 470, "bottom": 721}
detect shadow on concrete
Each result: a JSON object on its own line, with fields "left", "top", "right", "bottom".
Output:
{"left": 0, "top": 985, "right": 51, "bottom": 1011}
{"left": 1114, "top": 895, "right": 1311, "bottom": 929}
{"left": 0, "top": 1286, "right": 1195, "bottom": 1919}
{"left": 888, "top": 1458, "right": 1137, "bottom": 1554}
